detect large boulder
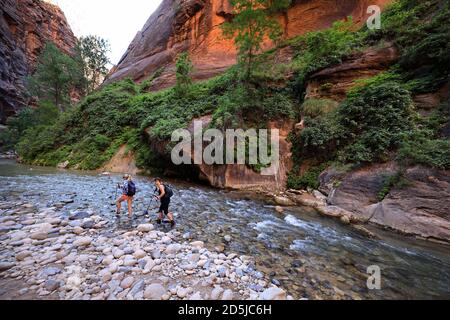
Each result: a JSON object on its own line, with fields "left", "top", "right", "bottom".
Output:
{"left": 323, "top": 163, "right": 450, "bottom": 242}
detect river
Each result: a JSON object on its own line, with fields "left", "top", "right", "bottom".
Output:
{"left": 0, "top": 159, "right": 449, "bottom": 299}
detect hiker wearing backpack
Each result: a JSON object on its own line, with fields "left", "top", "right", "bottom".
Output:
{"left": 154, "top": 178, "right": 175, "bottom": 227}
{"left": 116, "top": 174, "right": 136, "bottom": 218}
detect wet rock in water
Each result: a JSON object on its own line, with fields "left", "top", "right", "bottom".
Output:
{"left": 144, "top": 284, "right": 166, "bottom": 300}
{"left": 260, "top": 287, "right": 287, "bottom": 300}
{"left": 271, "top": 279, "right": 281, "bottom": 286}
{"left": 69, "top": 211, "right": 91, "bottom": 221}
{"left": 275, "top": 206, "right": 284, "bottom": 214}
{"left": 45, "top": 279, "right": 61, "bottom": 292}
{"left": 292, "top": 260, "right": 303, "bottom": 268}
{"left": 0, "top": 262, "right": 14, "bottom": 272}
{"left": 274, "top": 196, "right": 295, "bottom": 206}
{"left": 224, "top": 235, "right": 232, "bottom": 243}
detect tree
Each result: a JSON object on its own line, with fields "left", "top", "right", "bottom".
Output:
{"left": 175, "top": 52, "right": 194, "bottom": 96}
{"left": 28, "top": 43, "right": 84, "bottom": 111}
{"left": 222, "top": 0, "right": 291, "bottom": 81}
{"left": 78, "top": 35, "right": 111, "bottom": 93}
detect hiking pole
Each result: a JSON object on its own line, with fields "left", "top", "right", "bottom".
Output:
{"left": 110, "top": 178, "right": 118, "bottom": 206}
{"left": 144, "top": 193, "right": 159, "bottom": 215}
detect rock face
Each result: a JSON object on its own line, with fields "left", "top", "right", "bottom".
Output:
{"left": 106, "top": 0, "right": 391, "bottom": 89}
{"left": 320, "top": 163, "right": 450, "bottom": 242}
{"left": 102, "top": 144, "right": 140, "bottom": 175}
{"left": 305, "top": 43, "right": 399, "bottom": 102}
{"left": 0, "top": 0, "right": 77, "bottom": 123}
{"left": 146, "top": 114, "right": 294, "bottom": 191}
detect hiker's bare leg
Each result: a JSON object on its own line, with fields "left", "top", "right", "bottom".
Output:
{"left": 116, "top": 196, "right": 123, "bottom": 214}
{"left": 127, "top": 198, "right": 133, "bottom": 218}
{"left": 168, "top": 212, "right": 174, "bottom": 222}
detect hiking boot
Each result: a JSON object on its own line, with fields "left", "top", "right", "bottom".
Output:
{"left": 156, "top": 219, "right": 162, "bottom": 225}
{"left": 170, "top": 220, "right": 176, "bottom": 228}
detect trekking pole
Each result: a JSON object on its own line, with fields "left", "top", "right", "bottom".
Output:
{"left": 144, "top": 193, "right": 159, "bottom": 215}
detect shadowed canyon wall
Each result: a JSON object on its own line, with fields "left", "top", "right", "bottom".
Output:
{"left": 0, "top": 0, "right": 77, "bottom": 123}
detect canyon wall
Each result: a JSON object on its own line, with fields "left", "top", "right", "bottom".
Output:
{"left": 0, "top": 0, "right": 77, "bottom": 123}
{"left": 106, "top": 0, "right": 391, "bottom": 89}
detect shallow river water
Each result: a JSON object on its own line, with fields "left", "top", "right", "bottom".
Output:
{"left": 0, "top": 159, "right": 449, "bottom": 299}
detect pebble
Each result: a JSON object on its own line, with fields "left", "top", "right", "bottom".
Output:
{"left": 137, "top": 224, "right": 154, "bottom": 233}
{"left": 222, "top": 289, "right": 234, "bottom": 300}
{"left": 45, "top": 279, "right": 61, "bottom": 292}
{"left": 0, "top": 262, "right": 14, "bottom": 272}
{"left": 73, "top": 237, "right": 92, "bottom": 247}
{"left": 260, "top": 287, "right": 287, "bottom": 300}
{"left": 120, "top": 277, "right": 135, "bottom": 289}
{"left": 144, "top": 284, "right": 166, "bottom": 300}
{"left": 211, "top": 286, "right": 224, "bottom": 300}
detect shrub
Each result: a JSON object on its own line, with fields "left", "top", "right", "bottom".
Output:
{"left": 287, "top": 162, "right": 331, "bottom": 190}
{"left": 397, "top": 129, "right": 450, "bottom": 170}
{"left": 302, "top": 98, "right": 338, "bottom": 118}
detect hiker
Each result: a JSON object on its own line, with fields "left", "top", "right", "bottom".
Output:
{"left": 116, "top": 174, "right": 136, "bottom": 218}
{"left": 153, "top": 178, "right": 175, "bottom": 227}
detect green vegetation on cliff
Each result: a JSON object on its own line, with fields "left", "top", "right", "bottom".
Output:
{"left": 287, "top": 0, "right": 450, "bottom": 189}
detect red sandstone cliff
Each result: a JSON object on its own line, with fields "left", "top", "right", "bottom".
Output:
{"left": 0, "top": 0, "right": 77, "bottom": 123}
{"left": 106, "top": 0, "right": 391, "bottom": 90}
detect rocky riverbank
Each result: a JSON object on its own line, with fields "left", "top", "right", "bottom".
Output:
{"left": 0, "top": 201, "right": 291, "bottom": 300}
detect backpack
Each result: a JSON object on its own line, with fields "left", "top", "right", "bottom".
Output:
{"left": 164, "top": 184, "right": 174, "bottom": 198}
{"left": 127, "top": 181, "right": 136, "bottom": 197}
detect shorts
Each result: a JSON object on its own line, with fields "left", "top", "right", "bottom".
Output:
{"left": 158, "top": 197, "right": 170, "bottom": 215}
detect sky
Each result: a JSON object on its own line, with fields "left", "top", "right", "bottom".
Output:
{"left": 45, "top": 0, "right": 163, "bottom": 66}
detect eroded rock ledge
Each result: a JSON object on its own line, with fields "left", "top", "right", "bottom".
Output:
{"left": 275, "top": 164, "right": 450, "bottom": 244}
